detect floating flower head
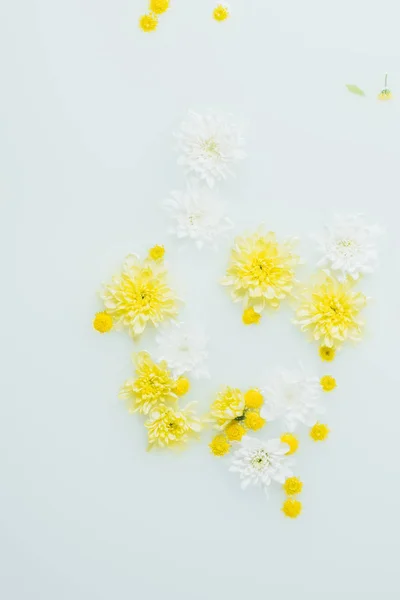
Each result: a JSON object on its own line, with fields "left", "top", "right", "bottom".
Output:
{"left": 148, "top": 245, "right": 165, "bottom": 262}
{"left": 93, "top": 312, "right": 113, "bottom": 333}
{"left": 310, "top": 422, "right": 330, "bottom": 441}
{"left": 163, "top": 182, "right": 233, "bottom": 250}
{"left": 175, "top": 111, "right": 245, "bottom": 188}
{"left": 155, "top": 322, "right": 209, "bottom": 379}
{"left": 242, "top": 307, "right": 261, "bottom": 325}
{"left": 320, "top": 375, "right": 337, "bottom": 392}
{"left": 210, "top": 434, "right": 231, "bottom": 456}
{"left": 146, "top": 403, "right": 202, "bottom": 450}
{"left": 139, "top": 13, "right": 158, "bottom": 32}
{"left": 213, "top": 4, "right": 230, "bottom": 21}
{"left": 149, "top": 0, "right": 169, "bottom": 15}
{"left": 101, "top": 254, "right": 178, "bottom": 339}
{"left": 315, "top": 214, "right": 382, "bottom": 282}
{"left": 295, "top": 273, "right": 367, "bottom": 349}
{"left": 282, "top": 497, "right": 302, "bottom": 519}
{"left": 319, "top": 345, "right": 336, "bottom": 362}
{"left": 261, "top": 366, "right": 324, "bottom": 432}
{"left": 283, "top": 476, "right": 303, "bottom": 496}
{"left": 280, "top": 433, "right": 299, "bottom": 455}
{"left": 222, "top": 229, "right": 300, "bottom": 313}
{"left": 378, "top": 73, "right": 392, "bottom": 101}
{"left": 229, "top": 437, "right": 293, "bottom": 495}
{"left": 209, "top": 386, "right": 245, "bottom": 430}
{"left": 119, "top": 351, "right": 177, "bottom": 415}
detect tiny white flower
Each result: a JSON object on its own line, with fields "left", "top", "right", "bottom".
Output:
{"left": 261, "top": 366, "right": 324, "bottom": 432}
{"left": 230, "top": 437, "right": 293, "bottom": 496}
{"left": 315, "top": 214, "right": 382, "bottom": 282}
{"left": 175, "top": 110, "right": 246, "bottom": 187}
{"left": 155, "top": 322, "right": 209, "bottom": 379}
{"left": 163, "top": 181, "right": 233, "bottom": 250}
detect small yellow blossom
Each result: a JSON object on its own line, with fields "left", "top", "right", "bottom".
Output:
{"left": 244, "top": 389, "right": 264, "bottom": 409}
{"left": 149, "top": 0, "right": 169, "bottom": 15}
{"left": 174, "top": 377, "right": 190, "bottom": 396}
{"left": 310, "top": 422, "right": 330, "bottom": 442}
{"left": 139, "top": 13, "right": 158, "bottom": 32}
{"left": 146, "top": 404, "right": 202, "bottom": 450}
{"left": 242, "top": 307, "right": 261, "bottom": 325}
{"left": 283, "top": 477, "right": 303, "bottom": 496}
{"left": 282, "top": 498, "right": 302, "bottom": 519}
{"left": 209, "top": 386, "right": 245, "bottom": 429}
{"left": 119, "top": 351, "right": 177, "bottom": 415}
{"left": 245, "top": 411, "right": 266, "bottom": 431}
{"left": 225, "top": 421, "right": 246, "bottom": 442}
{"left": 93, "top": 312, "right": 113, "bottom": 333}
{"left": 378, "top": 89, "right": 392, "bottom": 101}
{"left": 321, "top": 375, "right": 337, "bottom": 392}
{"left": 148, "top": 245, "right": 165, "bottom": 261}
{"left": 213, "top": 4, "right": 230, "bottom": 21}
{"left": 319, "top": 345, "right": 336, "bottom": 362}
{"left": 280, "top": 433, "right": 299, "bottom": 455}
{"left": 210, "top": 435, "right": 230, "bottom": 456}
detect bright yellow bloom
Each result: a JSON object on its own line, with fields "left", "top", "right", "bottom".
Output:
{"left": 283, "top": 477, "right": 303, "bottom": 496}
{"left": 242, "top": 307, "right": 261, "bottom": 325}
{"left": 93, "top": 312, "right": 113, "bottom": 333}
{"left": 139, "top": 13, "right": 158, "bottom": 32}
{"left": 245, "top": 411, "right": 266, "bottom": 431}
{"left": 222, "top": 229, "right": 300, "bottom": 312}
{"left": 101, "top": 254, "right": 178, "bottom": 339}
{"left": 310, "top": 422, "right": 330, "bottom": 442}
{"left": 148, "top": 245, "right": 165, "bottom": 261}
{"left": 213, "top": 4, "right": 230, "bottom": 21}
{"left": 378, "top": 89, "right": 392, "bottom": 101}
{"left": 174, "top": 377, "right": 190, "bottom": 396}
{"left": 149, "top": 0, "right": 169, "bottom": 15}
{"left": 210, "top": 435, "right": 231, "bottom": 456}
{"left": 282, "top": 498, "right": 302, "bottom": 519}
{"left": 295, "top": 274, "right": 366, "bottom": 349}
{"left": 280, "top": 433, "right": 299, "bottom": 455}
{"left": 244, "top": 389, "right": 264, "bottom": 409}
{"left": 319, "top": 345, "right": 336, "bottom": 362}
{"left": 119, "top": 351, "right": 177, "bottom": 415}
{"left": 209, "top": 386, "right": 245, "bottom": 429}
{"left": 321, "top": 375, "right": 337, "bottom": 392}
{"left": 225, "top": 421, "right": 246, "bottom": 441}
{"left": 146, "top": 403, "right": 202, "bottom": 450}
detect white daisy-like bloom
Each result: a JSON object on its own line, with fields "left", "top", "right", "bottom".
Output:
{"left": 163, "top": 181, "right": 233, "bottom": 250}
{"left": 155, "top": 322, "right": 209, "bottom": 379}
{"left": 260, "top": 366, "right": 324, "bottom": 432}
{"left": 230, "top": 437, "right": 293, "bottom": 496}
{"left": 175, "top": 110, "right": 246, "bottom": 188}
{"left": 315, "top": 214, "right": 382, "bottom": 282}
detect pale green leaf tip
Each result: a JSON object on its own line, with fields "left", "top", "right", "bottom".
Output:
{"left": 346, "top": 84, "right": 366, "bottom": 96}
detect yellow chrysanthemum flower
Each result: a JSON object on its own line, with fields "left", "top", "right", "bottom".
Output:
{"left": 245, "top": 411, "right": 266, "bottom": 431}
{"left": 148, "top": 245, "right": 165, "bottom": 261}
{"left": 213, "top": 4, "right": 230, "bottom": 21}
{"left": 209, "top": 386, "right": 245, "bottom": 429}
{"left": 174, "top": 377, "right": 190, "bottom": 396}
{"left": 319, "top": 345, "right": 336, "bottom": 362}
{"left": 149, "top": 0, "right": 169, "bottom": 15}
{"left": 242, "top": 307, "right": 261, "bottom": 325}
{"left": 295, "top": 274, "right": 366, "bottom": 349}
{"left": 280, "top": 433, "right": 299, "bottom": 455}
{"left": 119, "top": 351, "right": 177, "bottom": 415}
{"left": 146, "top": 403, "right": 202, "bottom": 450}
{"left": 139, "top": 13, "right": 158, "bottom": 32}
{"left": 310, "top": 422, "right": 330, "bottom": 442}
{"left": 210, "top": 435, "right": 231, "bottom": 456}
{"left": 244, "top": 389, "right": 264, "bottom": 409}
{"left": 101, "top": 254, "right": 178, "bottom": 339}
{"left": 283, "top": 477, "right": 303, "bottom": 496}
{"left": 321, "top": 375, "right": 337, "bottom": 392}
{"left": 282, "top": 498, "right": 302, "bottom": 519}
{"left": 93, "top": 312, "right": 113, "bottom": 333}
{"left": 225, "top": 421, "right": 246, "bottom": 441}
{"left": 222, "top": 229, "right": 300, "bottom": 312}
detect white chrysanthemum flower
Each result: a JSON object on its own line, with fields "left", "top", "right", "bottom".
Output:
{"left": 163, "top": 181, "right": 233, "bottom": 249}
{"left": 261, "top": 366, "right": 324, "bottom": 432}
{"left": 315, "top": 214, "right": 382, "bottom": 282}
{"left": 155, "top": 322, "right": 209, "bottom": 379}
{"left": 175, "top": 111, "right": 246, "bottom": 187}
{"left": 230, "top": 437, "right": 293, "bottom": 495}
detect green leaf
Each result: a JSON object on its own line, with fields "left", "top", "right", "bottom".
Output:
{"left": 346, "top": 84, "right": 366, "bottom": 96}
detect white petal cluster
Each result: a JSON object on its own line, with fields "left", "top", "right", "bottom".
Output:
{"left": 155, "top": 322, "right": 209, "bottom": 379}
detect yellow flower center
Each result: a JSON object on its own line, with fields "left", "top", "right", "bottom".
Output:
{"left": 250, "top": 449, "right": 270, "bottom": 470}
{"left": 201, "top": 137, "right": 221, "bottom": 157}
{"left": 93, "top": 312, "right": 113, "bottom": 333}
{"left": 174, "top": 377, "right": 190, "bottom": 396}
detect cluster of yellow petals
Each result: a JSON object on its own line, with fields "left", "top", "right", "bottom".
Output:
{"left": 320, "top": 375, "right": 337, "bottom": 392}
{"left": 242, "top": 307, "right": 261, "bottom": 325}
{"left": 93, "top": 311, "right": 113, "bottom": 333}
{"left": 222, "top": 229, "right": 300, "bottom": 318}
{"left": 209, "top": 387, "right": 266, "bottom": 456}
{"left": 280, "top": 433, "right": 299, "bottom": 455}
{"left": 283, "top": 477, "right": 303, "bottom": 496}
{"left": 310, "top": 422, "right": 330, "bottom": 441}
{"left": 139, "top": 1, "right": 170, "bottom": 33}
{"left": 319, "top": 345, "right": 336, "bottom": 362}
{"left": 213, "top": 5, "right": 230, "bottom": 22}
{"left": 148, "top": 245, "right": 165, "bottom": 261}
{"left": 282, "top": 476, "right": 303, "bottom": 519}
{"left": 295, "top": 274, "right": 367, "bottom": 350}
{"left": 282, "top": 497, "right": 302, "bottom": 519}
